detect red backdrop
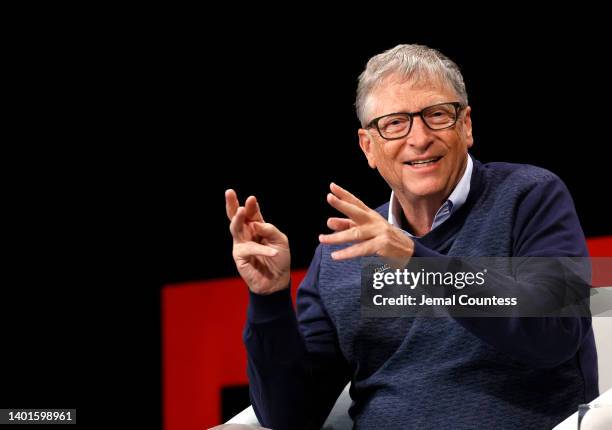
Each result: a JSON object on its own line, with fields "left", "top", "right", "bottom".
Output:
{"left": 162, "top": 236, "right": 612, "bottom": 429}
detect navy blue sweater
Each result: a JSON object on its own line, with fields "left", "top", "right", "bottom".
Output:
{"left": 244, "top": 159, "right": 598, "bottom": 429}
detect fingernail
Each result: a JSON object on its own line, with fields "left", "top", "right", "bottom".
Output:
{"left": 318, "top": 234, "right": 324, "bottom": 242}
{"left": 331, "top": 251, "right": 337, "bottom": 259}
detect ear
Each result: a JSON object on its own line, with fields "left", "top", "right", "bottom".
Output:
{"left": 463, "top": 106, "right": 474, "bottom": 149}
{"left": 358, "top": 128, "right": 377, "bottom": 169}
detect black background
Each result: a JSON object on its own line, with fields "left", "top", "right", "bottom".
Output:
{"left": 2, "top": 12, "right": 610, "bottom": 428}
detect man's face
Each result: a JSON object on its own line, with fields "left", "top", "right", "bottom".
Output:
{"left": 358, "top": 74, "right": 473, "bottom": 203}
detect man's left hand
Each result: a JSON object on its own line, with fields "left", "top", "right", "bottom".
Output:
{"left": 318, "top": 183, "right": 414, "bottom": 265}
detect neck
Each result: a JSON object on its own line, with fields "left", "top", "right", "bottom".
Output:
{"left": 396, "top": 193, "right": 444, "bottom": 237}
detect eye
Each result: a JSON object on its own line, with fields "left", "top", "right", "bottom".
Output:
{"left": 380, "top": 115, "right": 409, "bottom": 129}
{"left": 426, "top": 107, "right": 452, "bottom": 118}
{"left": 423, "top": 105, "right": 457, "bottom": 126}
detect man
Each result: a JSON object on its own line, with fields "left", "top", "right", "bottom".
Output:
{"left": 225, "top": 44, "right": 598, "bottom": 429}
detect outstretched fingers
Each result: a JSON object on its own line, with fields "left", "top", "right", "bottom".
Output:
{"left": 225, "top": 189, "right": 240, "bottom": 221}
{"left": 229, "top": 206, "right": 249, "bottom": 241}
{"left": 245, "top": 195, "right": 265, "bottom": 223}
{"left": 327, "top": 217, "right": 356, "bottom": 232}
{"left": 330, "top": 183, "right": 370, "bottom": 212}
{"left": 319, "top": 224, "right": 377, "bottom": 245}
{"left": 326, "top": 192, "right": 371, "bottom": 224}
{"left": 330, "top": 238, "right": 378, "bottom": 260}
{"left": 226, "top": 190, "right": 265, "bottom": 223}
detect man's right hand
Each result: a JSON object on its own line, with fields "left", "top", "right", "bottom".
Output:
{"left": 225, "top": 189, "right": 291, "bottom": 295}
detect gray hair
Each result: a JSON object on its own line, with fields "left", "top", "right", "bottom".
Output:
{"left": 355, "top": 44, "right": 468, "bottom": 127}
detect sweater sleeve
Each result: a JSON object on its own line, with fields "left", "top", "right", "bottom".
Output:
{"left": 412, "top": 175, "right": 592, "bottom": 368}
{"left": 243, "top": 245, "right": 351, "bottom": 430}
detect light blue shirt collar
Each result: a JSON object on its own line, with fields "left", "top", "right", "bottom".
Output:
{"left": 388, "top": 154, "right": 473, "bottom": 237}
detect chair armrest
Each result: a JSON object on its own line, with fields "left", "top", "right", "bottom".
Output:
{"left": 226, "top": 406, "right": 261, "bottom": 426}
{"left": 225, "top": 383, "right": 353, "bottom": 429}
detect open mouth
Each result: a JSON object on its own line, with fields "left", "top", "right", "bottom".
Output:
{"left": 404, "top": 156, "right": 443, "bottom": 167}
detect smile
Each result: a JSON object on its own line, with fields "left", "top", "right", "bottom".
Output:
{"left": 404, "top": 156, "right": 443, "bottom": 167}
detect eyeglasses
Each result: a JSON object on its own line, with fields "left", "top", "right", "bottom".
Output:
{"left": 366, "top": 102, "right": 465, "bottom": 140}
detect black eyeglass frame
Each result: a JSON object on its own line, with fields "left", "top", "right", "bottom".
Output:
{"left": 365, "top": 101, "right": 465, "bottom": 140}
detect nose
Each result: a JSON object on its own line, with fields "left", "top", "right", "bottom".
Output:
{"left": 407, "top": 116, "right": 434, "bottom": 152}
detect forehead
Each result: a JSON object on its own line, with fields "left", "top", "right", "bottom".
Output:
{"left": 367, "top": 74, "right": 457, "bottom": 118}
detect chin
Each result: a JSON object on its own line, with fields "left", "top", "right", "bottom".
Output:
{"left": 401, "top": 180, "right": 444, "bottom": 198}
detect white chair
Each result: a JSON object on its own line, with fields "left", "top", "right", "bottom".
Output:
{"left": 226, "top": 383, "right": 352, "bottom": 429}
{"left": 229, "top": 315, "right": 612, "bottom": 429}
{"left": 552, "top": 387, "right": 612, "bottom": 429}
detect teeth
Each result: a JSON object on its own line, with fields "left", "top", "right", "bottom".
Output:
{"left": 409, "top": 157, "right": 439, "bottom": 165}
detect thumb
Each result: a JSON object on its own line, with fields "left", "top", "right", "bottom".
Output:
{"left": 252, "top": 222, "right": 287, "bottom": 245}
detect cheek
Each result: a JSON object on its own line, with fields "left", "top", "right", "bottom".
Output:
{"left": 382, "top": 158, "right": 401, "bottom": 178}
{"left": 375, "top": 147, "right": 396, "bottom": 169}
{"left": 376, "top": 151, "right": 404, "bottom": 182}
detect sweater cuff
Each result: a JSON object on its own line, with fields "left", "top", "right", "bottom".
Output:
{"left": 411, "top": 239, "right": 453, "bottom": 274}
{"left": 247, "top": 286, "right": 294, "bottom": 324}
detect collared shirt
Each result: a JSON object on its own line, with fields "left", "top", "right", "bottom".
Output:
{"left": 388, "top": 154, "right": 473, "bottom": 237}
